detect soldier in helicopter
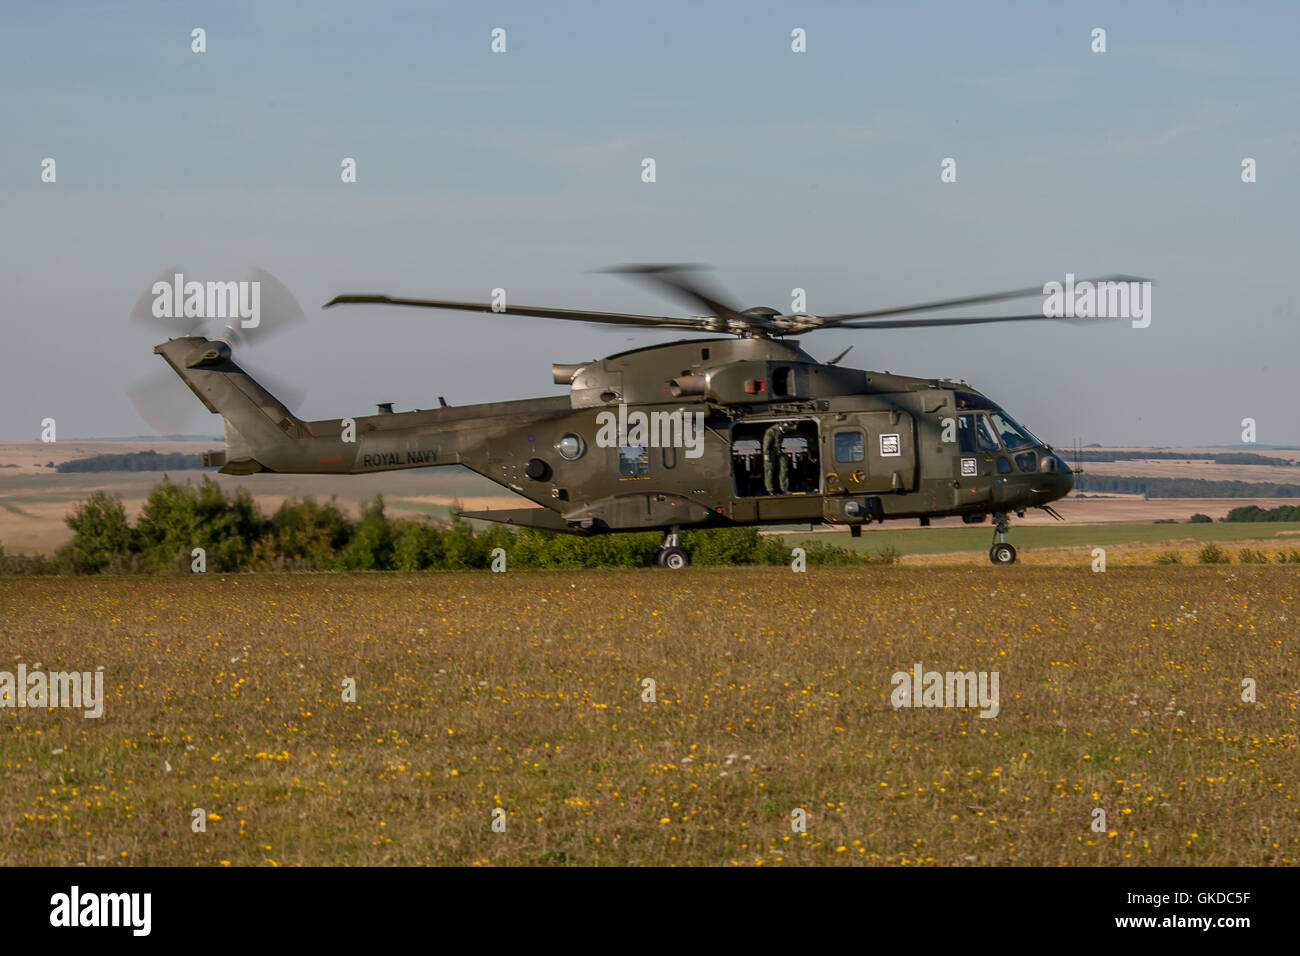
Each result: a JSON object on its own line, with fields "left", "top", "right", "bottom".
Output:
{"left": 762, "top": 421, "right": 799, "bottom": 495}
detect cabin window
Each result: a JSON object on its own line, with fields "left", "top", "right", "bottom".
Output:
{"left": 1015, "top": 451, "right": 1037, "bottom": 473}
{"left": 958, "top": 414, "right": 999, "bottom": 453}
{"left": 618, "top": 445, "right": 649, "bottom": 478}
{"left": 772, "top": 367, "right": 793, "bottom": 397}
{"left": 996, "top": 457, "right": 1012, "bottom": 474}
{"left": 834, "top": 430, "right": 865, "bottom": 463}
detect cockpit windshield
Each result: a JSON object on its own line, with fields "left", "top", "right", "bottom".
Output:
{"left": 988, "top": 411, "right": 1039, "bottom": 450}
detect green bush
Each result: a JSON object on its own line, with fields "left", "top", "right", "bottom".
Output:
{"left": 0, "top": 550, "right": 63, "bottom": 574}
{"left": 1224, "top": 504, "right": 1300, "bottom": 522}
{"left": 260, "top": 496, "right": 352, "bottom": 568}
{"left": 683, "top": 527, "right": 767, "bottom": 565}
{"left": 1197, "top": 543, "right": 1230, "bottom": 564}
{"left": 1188, "top": 513, "right": 1213, "bottom": 524}
{"left": 335, "top": 496, "right": 395, "bottom": 570}
{"left": 57, "top": 491, "right": 136, "bottom": 573}
{"left": 23, "top": 479, "right": 895, "bottom": 575}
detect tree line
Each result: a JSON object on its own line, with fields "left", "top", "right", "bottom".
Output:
{"left": 0, "top": 476, "right": 890, "bottom": 574}
{"left": 1073, "top": 476, "right": 1300, "bottom": 498}
{"left": 1071, "top": 450, "right": 1295, "bottom": 466}
{"left": 56, "top": 451, "right": 211, "bottom": 473}
{"left": 1222, "top": 504, "right": 1300, "bottom": 522}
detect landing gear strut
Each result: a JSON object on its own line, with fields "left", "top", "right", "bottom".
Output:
{"left": 989, "top": 512, "right": 1016, "bottom": 565}
{"left": 655, "top": 528, "right": 689, "bottom": 569}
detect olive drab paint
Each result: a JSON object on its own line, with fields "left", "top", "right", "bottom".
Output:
{"left": 151, "top": 267, "right": 1096, "bottom": 567}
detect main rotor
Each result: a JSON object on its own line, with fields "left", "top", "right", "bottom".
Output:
{"left": 325, "top": 264, "right": 1146, "bottom": 339}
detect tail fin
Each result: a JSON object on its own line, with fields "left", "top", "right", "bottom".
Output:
{"left": 154, "top": 336, "right": 304, "bottom": 474}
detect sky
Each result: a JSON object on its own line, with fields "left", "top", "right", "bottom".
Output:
{"left": 1, "top": 0, "right": 1297, "bottom": 446}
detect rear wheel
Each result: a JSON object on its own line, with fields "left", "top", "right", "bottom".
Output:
{"left": 989, "top": 543, "right": 1016, "bottom": 565}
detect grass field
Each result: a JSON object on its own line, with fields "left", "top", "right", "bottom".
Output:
{"left": 781, "top": 521, "right": 1300, "bottom": 559}
{"left": 1, "top": 567, "right": 1295, "bottom": 866}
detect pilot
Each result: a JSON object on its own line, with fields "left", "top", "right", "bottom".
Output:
{"left": 762, "top": 422, "right": 797, "bottom": 495}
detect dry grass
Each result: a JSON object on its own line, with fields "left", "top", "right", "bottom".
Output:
{"left": 901, "top": 538, "right": 1300, "bottom": 567}
{"left": 1, "top": 567, "right": 1296, "bottom": 866}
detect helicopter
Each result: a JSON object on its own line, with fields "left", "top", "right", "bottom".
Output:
{"left": 147, "top": 264, "right": 1141, "bottom": 567}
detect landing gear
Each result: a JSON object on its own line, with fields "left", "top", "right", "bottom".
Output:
{"left": 655, "top": 529, "right": 689, "bottom": 569}
{"left": 989, "top": 513, "right": 1017, "bottom": 565}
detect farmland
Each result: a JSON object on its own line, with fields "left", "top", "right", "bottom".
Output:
{"left": 782, "top": 521, "right": 1300, "bottom": 563}
{"left": 1, "top": 567, "right": 1295, "bottom": 866}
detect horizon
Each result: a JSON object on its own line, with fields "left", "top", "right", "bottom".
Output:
{"left": 2, "top": 1, "right": 1297, "bottom": 445}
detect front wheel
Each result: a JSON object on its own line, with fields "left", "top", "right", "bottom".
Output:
{"left": 989, "top": 543, "right": 1017, "bottom": 565}
{"left": 660, "top": 547, "right": 689, "bottom": 570}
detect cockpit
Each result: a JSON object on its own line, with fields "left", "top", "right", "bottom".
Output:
{"left": 953, "top": 391, "right": 1066, "bottom": 477}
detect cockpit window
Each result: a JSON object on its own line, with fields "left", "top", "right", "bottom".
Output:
{"left": 958, "top": 413, "right": 1000, "bottom": 453}
{"left": 954, "top": 390, "right": 996, "bottom": 411}
{"left": 988, "top": 411, "right": 1038, "bottom": 450}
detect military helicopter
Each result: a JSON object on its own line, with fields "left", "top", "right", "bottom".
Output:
{"left": 148, "top": 265, "right": 1139, "bottom": 567}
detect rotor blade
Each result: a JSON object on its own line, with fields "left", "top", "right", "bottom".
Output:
{"left": 129, "top": 265, "right": 205, "bottom": 337}
{"left": 324, "top": 294, "right": 723, "bottom": 332}
{"left": 822, "top": 275, "right": 1152, "bottom": 323}
{"left": 222, "top": 268, "right": 306, "bottom": 347}
{"left": 830, "top": 313, "right": 1123, "bottom": 330}
{"left": 125, "top": 368, "right": 204, "bottom": 439}
{"left": 239, "top": 358, "right": 306, "bottom": 413}
{"left": 598, "top": 264, "right": 755, "bottom": 326}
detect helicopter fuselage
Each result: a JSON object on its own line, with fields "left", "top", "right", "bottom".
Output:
{"left": 157, "top": 334, "right": 1073, "bottom": 539}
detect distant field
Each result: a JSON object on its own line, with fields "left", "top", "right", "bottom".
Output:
{"left": 0, "top": 440, "right": 216, "bottom": 475}
{"left": 5, "top": 438, "right": 1300, "bottom": 557}
{"left": 1, "top": 568, "right": 1294, "bottom": 866}
{"left": 0, "top": 443, "right": 517, "bottom": 553}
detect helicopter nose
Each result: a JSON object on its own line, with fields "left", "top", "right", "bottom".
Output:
{"left": 1031, "top": 452, "right": 1073, "bottom": 499}
{"left": 1046, "top": 454, "right": 1073, "bottom": 495}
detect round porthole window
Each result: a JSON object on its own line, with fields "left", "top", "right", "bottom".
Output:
{"left": 555, "top": 434, "right": 585, "bottom": 460}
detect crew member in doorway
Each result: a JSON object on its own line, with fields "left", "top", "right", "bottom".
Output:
{"left": 762, "top": 422, "right": 797, "bottom": 495}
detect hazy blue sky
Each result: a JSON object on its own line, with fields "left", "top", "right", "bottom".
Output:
{"left": 2, "top": 0, "right": 1297, "bottom": 445}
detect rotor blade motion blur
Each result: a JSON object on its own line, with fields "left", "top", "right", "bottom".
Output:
{"left": 820, "top": 274, "right": 1151, "bottom": 324}
{"left": 831, "top": 313, "right": 1123, "bottom": 330}
{"left": 598, "top": 264, "right": 753, "bottom": 326}
{"left": 125, "top": 368, "right": 202, "bottom": 439}
{"left": 325, "top": 266, "right": 1151, "bottom": 339}
{"left": 128, "top": 265, "right": 308, "bottom": 437}
{"left": 324, "top": 294, "right": 721, "bottom": 332}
